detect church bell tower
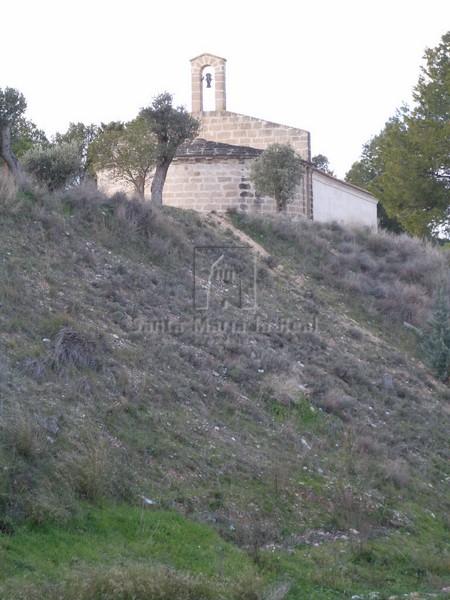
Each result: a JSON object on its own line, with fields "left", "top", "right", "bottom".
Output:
{"left": 190, "top": 53, "right": 227, "bottom": 113}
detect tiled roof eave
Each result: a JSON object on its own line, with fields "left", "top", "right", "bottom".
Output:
{"left": 175, "top": 138, "right": 263, "bottom": 159}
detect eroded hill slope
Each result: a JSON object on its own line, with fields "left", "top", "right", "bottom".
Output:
{"left": 0, "top": 180, "right": 449, "bottom": 598}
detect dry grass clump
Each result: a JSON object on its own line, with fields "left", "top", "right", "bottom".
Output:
{"left": 0, "top": 170, "right": 20, "bottom": 211}
{"left": 0, "top": 355, "right": 10, "bottom": 384}
{"left": 317, "top": 388, "right": 355, "bottom": 420}
{"left": 0, "top": 403, "right": 41, "bottom": 461}
{"left": 59, "top": 433, "right": 120, "bottom": 504}
{"left": 380, "top": 458, "right": 410, "bottom": 488}
{"left": 325, "top": 484, "right": 380, "bottom": 532}
{"left": 328, "top": 251, "right": 367, "bottom": 277}
{"left": 264, "top": 375, "right": 307, "bottom": 406}
{"left": 377, "top": 280, "right": 430, "bottom": 324}
{"left": 0, "top": 401, "right": 63, "bottom": 523}
{"left": 341, "top": 271, "right": 374, "bottom": 296}
{"left": 57, "top": 181, "right": 112, "bottom": 221}
{"left": 1, "top": 563, "right": 261, "bottom": 600}
{"left": 0, "top": 398, "right": 132, "bottom": 524}
{"left": 54, "top": 327, "right": 101, "bottom": 371}
{"left": 352, "top": 434, "right": 382, "bottom": 456}
{"left": 113, "top": 193, "right": 155, "bottom": 236}
{"left": 17, "top": 357, "right": 46, "bottom": 381}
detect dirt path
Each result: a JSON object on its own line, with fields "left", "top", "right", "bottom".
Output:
{"left": 203, "top": 212, "right": 271, "bottom": 259}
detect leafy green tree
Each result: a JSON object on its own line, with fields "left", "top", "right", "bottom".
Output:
{"left": 376, "top": 202, "right": 405, "bottom": 234}
{"left": 312, "top": 154, "right": 335, "bottom": 176}
{"left": 345, "top": 132, "right": 386, "bottom": 190}
{"left": 345, "top": 32, "right": 450, "bottom": 238}
{"left": 345, "top": 120, "right": 405, "bottom": 233}
{"left": 379, "top": 113, "right": 449, "bottom": 237}
{"left": 11, "top": 118, "right": 48, "bottom": 158}
{"left": 139, "top": 93, "right": 199, "bottom": 206}
{"left": 250, "top": 143, "right": 304, "bottom": 212}
{"left": 0, "top": 87, "right": 29, "bottom": 184}
{"left": 90, "top": 118, "right": 157, "bottom": 199}
{"left": 422, "top": 287, "right": 450, "bottom": 382}
{"left": 55, "top": 122, "right": 99, "bottom": 180}
{"left": 22, "top": 141, "right": 83, "bottom": 191}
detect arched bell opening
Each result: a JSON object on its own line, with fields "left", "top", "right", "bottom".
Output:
{"left": 201, "top": 66, "right": 216, "bottom": 111}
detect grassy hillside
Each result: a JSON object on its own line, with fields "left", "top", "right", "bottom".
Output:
{"left": 0, "top": 174, "right": 449, "bottom": 599}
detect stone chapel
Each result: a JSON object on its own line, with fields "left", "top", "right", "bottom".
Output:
{"left": 101, "top": 52, "right": 378, "bottom": 227}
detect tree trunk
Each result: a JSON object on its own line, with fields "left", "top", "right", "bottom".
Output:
{"left": 150, "top": 161, "right": 171, "bottom": 207}
{"left": 133, "top": 176, "right": 146, "bottom": 201}
{"left": 276, "top": 198, "right": 285, "bottom": 213}
{"left": 0, "top": 123, "right": 28, "bottom": 186}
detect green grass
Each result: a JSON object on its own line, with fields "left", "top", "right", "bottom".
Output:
{"left": 0, "top": 504, "right": 261, "bottom": 597}
{"left": 2, "top": 503, "right": 448, "bottom": 599}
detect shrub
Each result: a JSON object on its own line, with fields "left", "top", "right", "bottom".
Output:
{"left": 114, "top": 195, "right": 155, "bottom": 236}
{"left": 22, "top": 141, "right": 83, "bottom": 191}
{"left": 58, "top": 180, "right": 111, "bottom": 219}
{"left": 378, "top": 280, "right": 428, "bottom": 324}
{"left": 250, "top": 143, "right": 304, "bottom": 212}
{"left": 421, "top": 287, "right": 450, "bottom": 381}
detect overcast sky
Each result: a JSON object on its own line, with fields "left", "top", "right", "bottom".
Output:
{"left": 2, "top": 0, "right": 449, "bottom": 178}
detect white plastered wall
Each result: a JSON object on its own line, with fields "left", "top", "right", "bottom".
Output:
{"left": 312, "top": 171, "right": 378, "bottom": 229}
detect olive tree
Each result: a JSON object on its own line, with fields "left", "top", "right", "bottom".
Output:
{"left": 139, "top": 93, "right": 199, "bottom": 206}
{"left": 250, "top": 143, "right": 304, "bottom": 212}
{"left": 90, "top": 118, "right": 157, "bottom": 199}
{"left": 22, "top": 141, "right": 83, "bottom": 191}
{"left": 0, "top": 87, "right": 29, "bottom": 184}
{"left": 55, "top": 122, "right": 99, "bottom": 181}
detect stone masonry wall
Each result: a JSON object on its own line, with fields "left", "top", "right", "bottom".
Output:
{"left": 194, "top": 111, "right": 311, "bottom": 161}
{"left": 163, "top": 155, "right": 309, "bottom": 218}
{"left": 97, "top": 156, "right": 309, "bottom": 219}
